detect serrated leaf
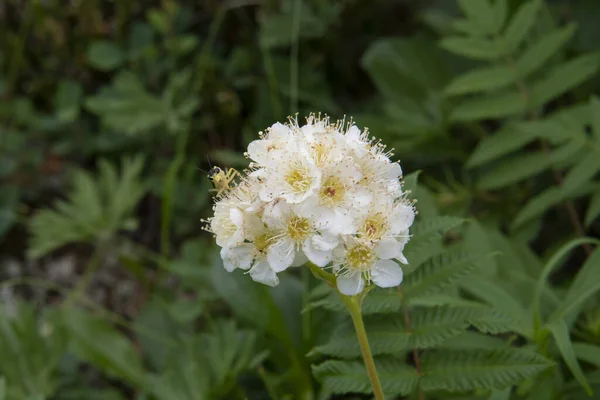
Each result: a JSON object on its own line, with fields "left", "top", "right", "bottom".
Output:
{"left": 451, "top": 90, "right": 525, "bottom": 121}
{"left": 547, "top": 320, "right": 592, "bottom": 395}
{"left": 531, "top": 53, "right": 600, "bottom": 107}
{"left": 459, "top": 275, "right": 531, "bottom": 335}
{"left": 563, "top": 149, "right": 600, "bottom": 192}
{"left": 439, "top": 331, "right": 508, "bottom": 350}
{"left": 440, "top": 37, "right": 506, "bottom": 60}
{"left": 403, "top": 249, "right": 484, "bottom": 301}
{"left": 421, "top": 349, "right": 553, "bottom": 392}
{"left": 516, "top": 24, "right": 576, "bottom": 77}
{"left": 28, "top": 156, "right": 146, "bottom": 258}
{"left": 410, "top": 216, "right": 465, "bottom": 237}
{"left": 312, "top": 358, "right": 419, "bottom": 396}
{"left": 585, "top": 192, "right": 600, "bottom": 226}
{"left": 445, "top": 66, "right": 516, "bottom": 96}
{"left": 61, "top": 309, "right": 146, "bottom": 386}
{"left": 503, "top": 0, "right": 542, "bottom": 52}
{"left": 312, "top": 305, "right": 510, "bottom": 358}
{"left": 466, "top": 124, "right": 538, "bottom": 168}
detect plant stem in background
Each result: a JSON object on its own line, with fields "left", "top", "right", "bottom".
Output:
{"left": 63, "top": 241, "right": 108, "bottom": 308}
{"left": 340, "top": 293, "right": 386, "bottom": 400}
{"left": 290, "top": 0, "right": 302, "bottom": 114}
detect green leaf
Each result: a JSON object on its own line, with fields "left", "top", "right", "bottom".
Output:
{"left": 410, "top": 216, "right": 465, "bottom": 237}
{"left": 466, "top": 124, "right": 538, "bottom": 168}
{"left": 87, "top": 41, "right": 125, "bottom": 71}
{"left": 547, "top": 320, "right": 592, "bottom": 395}
{"left": 440, "top": 37, "right": 506, "bottom": 60}
{"left": 403, "top": 249, "right": 485, "bottom": 301}
{"left": 54, "top": 80, "right": 83, "bottom": 123}
{"left": 516, "top": 24, "right": 576, "bottom": 77}
{"left": 503, "top": 0, "right": 542, "bottom": 52}
{"left": 0, "top": 377, "right": 5, "bottom": 400}
{"left": 586, "top": 192, "right": 600, "bottom": 226}
{"left": 456, "top": 0, "right": 497, "bottom": 34}
{"left": 451, "top": 91, "right": 525, "bottom": 121}
{"left": 563, "top": 149, "right": 600, "bottom": 192}
{"left": 60, "top": 309, "right": 146, "bottom": 386}
{"left": 445, "top": 66, "right": 516, "bottom": 96}
{"left": 513, "top": 184, "right": 599, "bottom": 228}
{"left": 531, "top": 53, "right": 600, "bottom": 107}
{"left": 312, "top": 305, "right": 510, "bottom": 358}
{"left": 85, "top": 72, "right": 166, "bottom": 135}
{"left": 28, "top": 156, "right": 146, "bottom": 258}
{"left": 477, "top": 152, "right": 551, "bottom": 190}
{"left": 573, "top": 342, "right": 600, "bottom": 368}
{"left": 421, "top": 349, "right": 553, "bottom": 392}
{"left": 459, "top": 275, "right": 531, "bottom": 335}
{"left": 549, "top": 249, "right": 600, "bottom": 323}
{"left": 312, "top": 358, "right": 419, "bottom": 396}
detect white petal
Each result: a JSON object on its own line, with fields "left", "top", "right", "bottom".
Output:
{"left": 371, "top": 260, "right": 403, "bottom": 288}
{"left": 303, "top": 239, "right": 333, "bottom": 268}
{"left": 249, "top": 261, "right": 279, "bottom": 287}
{"left": 383, "top": 162, "right": 402, "bottom": 180}
{"left": 247, "top": 140, "right": 270, "bottom": 165}
{"left": 390, "top": 203, "right": 415, "bottom": 234}
{"left": 352, "top": 189, "right": 373, "bottom": 208}
{"left": 374, "top": 239, "right": 402, "bottom": 260}
{"left": 336, "top": 274, "right": 365, "bottom": 296}
{"left": 267, "top": 238, "right": 295, "bottom": 272}
{"left": 229, "top": 208, "right": 244, "bottom": 227}
{"left": 396, "top": 252, "right": 409, "bottom": 265}
{"left": 312, "top": 233, "right": 339, "bottom": 251}
{"left": 221, "top": 244, "right": 254, "bottom": 271}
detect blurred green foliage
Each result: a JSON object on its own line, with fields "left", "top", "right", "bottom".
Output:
{"left": 2, "top": 0, "right": 600, "bottom": 399}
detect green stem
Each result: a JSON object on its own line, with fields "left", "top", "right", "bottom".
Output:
{"left": 63, "top": 242, "right": 108, "bottom": 308}
{"left": 340, "top": 293, "right": 385, "bottom": 400}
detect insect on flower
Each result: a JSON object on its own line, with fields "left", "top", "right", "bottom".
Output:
{"left": 208, "top": 166, "right": 240, "bottom": 197}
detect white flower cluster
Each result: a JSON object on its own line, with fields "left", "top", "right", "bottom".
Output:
{"left": 206, "top": 115, "right": 415, "bottom": 296}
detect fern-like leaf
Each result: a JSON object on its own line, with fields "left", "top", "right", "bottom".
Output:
{"left": 420, "top": 349, "right": 553, "bottom": 392}
{"left": 403, "top": 249, "right": 485, "bottom": 301}
{"left": 312, "top": 357, "right": 419, "bottom": 396}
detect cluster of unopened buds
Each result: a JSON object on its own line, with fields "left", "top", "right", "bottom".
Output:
{"left": 204, "top": 114, "right": 415, "bottom": 296}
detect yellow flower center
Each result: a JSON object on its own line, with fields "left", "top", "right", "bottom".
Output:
{"left": 360, "top": 213, "right": 387, "bottom": 241}
{"left": 285, "top": 167, "right": 312, "bottom": 194}
{"left": 347, "top": 244, "right": 374, "bottom": 271}
{"left": 255, "top": 231, "right": 275, "bottom": 253}
{"left": 319, "top": 176, "right": 345, "bottom": 206}
{"left": 286, "top": 216, "right": 311, "bottom": 242}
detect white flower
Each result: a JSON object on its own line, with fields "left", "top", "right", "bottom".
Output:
{"left": 304, "top": 157, "right": 371, "bottom": 235}
{"left": 332, "top": 237, "right": 405, "bottom": 296}
{"left": 259, "top": 147, "right": 322, "bottom": 204}
{"left": 263, "top": 201, "right": 338, "bottom": 271}
{"left": 246, "top": 122, "right": 293, "bottom": 167}
{"left": 207, "top": 113, "right": 415, "bottom": 295}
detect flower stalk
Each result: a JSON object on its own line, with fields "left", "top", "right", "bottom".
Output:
{"left": 306, "top": 262, "right": 385, "bottom": 400}
{"left": 340, "top": 291, "right": 385, "bottom": 400}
